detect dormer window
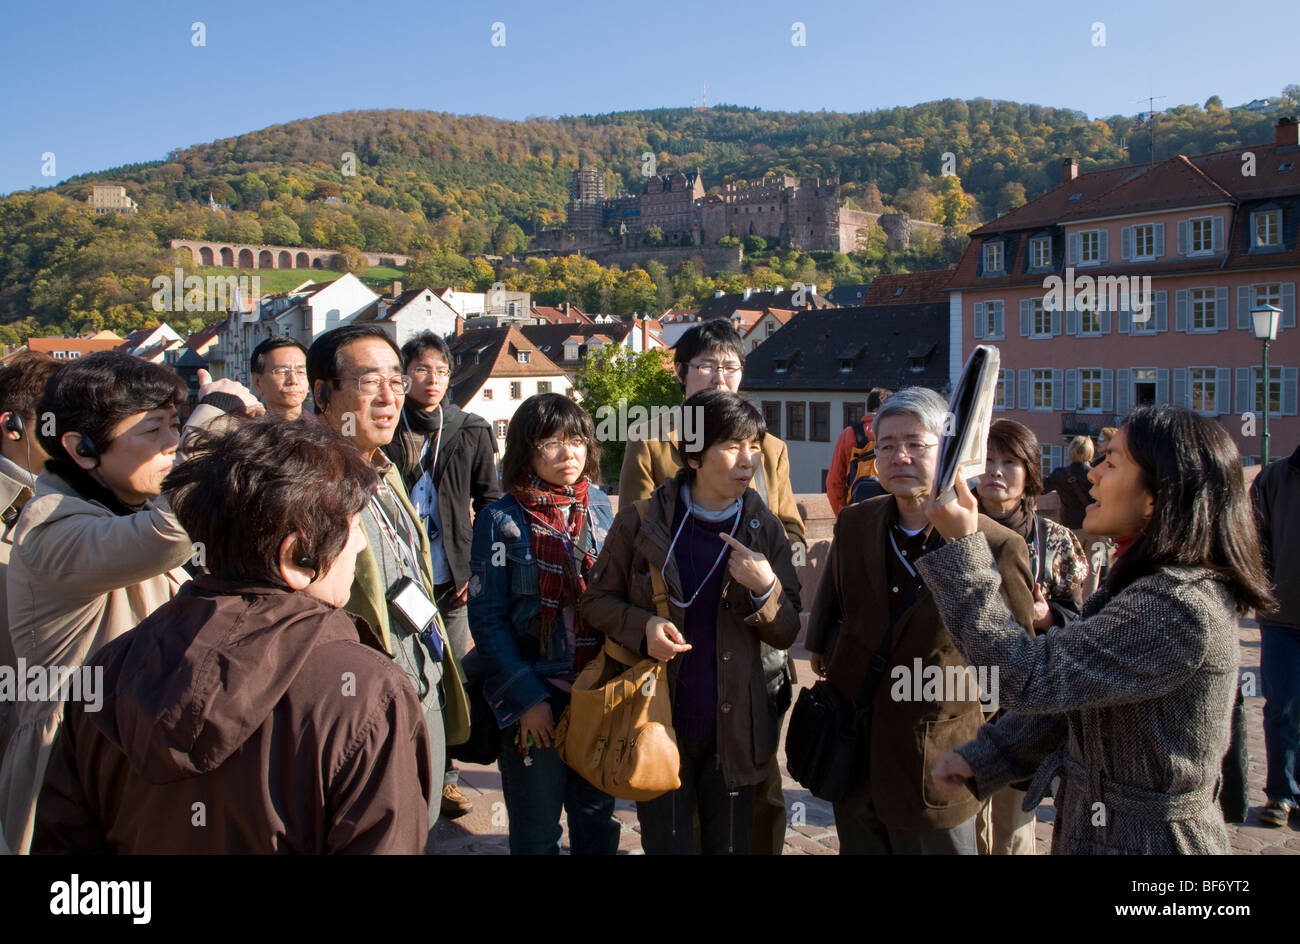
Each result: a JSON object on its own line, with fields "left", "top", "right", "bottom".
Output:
{"left": 908, "top": 357, "right": 924, "bottom": 372}
{"left": 1254, "top": 208, "right": 1282, "bottom": 248}
{"left": 1030, "top": 236, "right": 1052, "bottom": 268}
{"left": 983, "top": 241, "right": 1004, "bottom": 274}
{"left": 517, "top": 350, "right": 530, "bottom": 364}
{"left": 774, "top": 356, "right": 790, "bottom": 373}
{"left": 564, "top": 343, "right": 579, "bottom": 360}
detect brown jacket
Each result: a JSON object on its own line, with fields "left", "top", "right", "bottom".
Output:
{"left": 619, "top": 421, "right": 806, "bottom": 551}
{"left": 581, "top": 472, "right": 802, "bottom": 789}
{"left": 806, "top": 496, "right": 1035, "bottom": 831}
{"left": 34, "top": 577, "right": 432, "bottom": 854}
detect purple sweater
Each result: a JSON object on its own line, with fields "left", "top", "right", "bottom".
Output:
{"left": 669, "top": 495, "right": 737, "bottom": 749}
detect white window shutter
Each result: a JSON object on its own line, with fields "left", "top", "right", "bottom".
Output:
{"left": 1215, "top": 287, "right": 1229, "bottom": 331}
{"left": 1282, "top": 282, "right": 1296, "bottom": 329}
{"left": 994, "top": 304, "right": 1005, "bottom": 338}
{"left": 1102, "top": 368, "right": 1115, "bottom": 412}
{"left": 1154, "top": 223, "right": 1165, "bottom": 257}
{"left": 1235, "top": 367, "right": 1251, "bottom": 414}
{"left": 1068, "top": 233, "right": 1081, "bottom": 265}
{"left": 1175, "top": 289, "right": 1189, "bottom": 332}
{"left": 1285, "top": 367, "right": 1299, "bottom": 416}
{"left": 1065, "top": 368, "right": 1079, "bottom": 410}
{"left": 973, "top": 302, "right": 985, "bottom": 339}
{"left": 1117, "top": 368, "right": 1132, "bottom": 414}
{"left": 1121, "top": 226, "right": 1133, "bottom": 260}
{"left": 1099, "top": 230, "right": 1109, "bottom": 263}
{"left": 1216, "top": 367, "right": 1231, "bottom": 415}
{"left": 1156, "top": 368, "right": 1170, "bottom": 405}
{"left": 1212, "top": 216, "right": 1225, "bottom": 252}
{"left": 1156, "top": 291, "right": 1169, "bottom": 332}
{"left": 1173, "top": 367, "right": 1189, "bottom": 408}
{"left": 1237, "top": 285, "right": 1253, "bottom": 330}
{"left": 1018, "top": 370, "right": 1031, "bottom": 411}
{"left": 1020, "top": 299, "right": 1032, "bottom": 336}
{"left": 1178, "top": 221, "right": 1189, "bottom": 255}
{"left": 1052, "top": 368, "right": 1064, "bottom": 410}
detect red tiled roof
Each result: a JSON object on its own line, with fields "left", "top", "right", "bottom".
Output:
{"left": 862, "top": 269, "right": 953, "bottom": 305}
{"left": 971, "top": 165, "right": 1144, "bottom": 236}
{"left": 446, "top": 325, "right": 567, "bottom": 406}
{"left": 1064, "top": 155, "right": 1233, "bottom": 220}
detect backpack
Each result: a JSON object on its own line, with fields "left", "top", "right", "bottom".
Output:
{"left": 845, "top": 420, "right": 885, "bottom": 505}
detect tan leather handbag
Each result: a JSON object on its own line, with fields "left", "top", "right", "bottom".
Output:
{"left": 555, "top": 501, "right": 681, "bottom": 801}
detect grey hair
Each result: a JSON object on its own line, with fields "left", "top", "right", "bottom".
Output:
{"left": 873, "top": 386, "right": 949, "bottom": 438}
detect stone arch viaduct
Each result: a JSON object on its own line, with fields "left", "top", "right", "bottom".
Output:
{"left": 168, "top": 239, "right": 410, "bottom": 270}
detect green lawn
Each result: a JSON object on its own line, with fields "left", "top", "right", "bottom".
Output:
{"left": 192, "top": 266, "right": 407, "bottom": 295}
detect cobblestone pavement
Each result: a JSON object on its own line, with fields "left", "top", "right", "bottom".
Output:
{"left": 433, "top": 621, "right": 1300, "bottom": 855}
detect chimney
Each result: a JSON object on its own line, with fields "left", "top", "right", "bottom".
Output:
{"left": 1062, "top": 158, "right": 1079, "bottom": 184}
{"left": 743, "top": 287, "right": 753, "bottom": 300}
{"left": 454, "top": 315, "right": 464, "bottom": 337}
{"left": 1277, "top": 116, "right": 1299, "bottom": 147}
{"left": 391, "top": 280, "right": 402, "bottom": 297}
{"left": 714, "top": 289, "right": 725, "bottom": 298}
{"left": 641, "top": 317, "right": 650, "bottom": 352}
{"left": 562, "top": 301, "right": 570, "bottom": 315}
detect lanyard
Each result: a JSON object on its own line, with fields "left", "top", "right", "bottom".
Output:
{"left": 370, "top": 486, "right": 423, "bottom": 583}
{"left": 888, "top": 528, "right": 928, "bottom": 579}
{"left": 522, "top": 501, "right": 595, "bottom": 567}
{"left": 402, "top": 404, "right": 443, "bottom": 482}
{"left": 662, "top": 498, "right": 742, "bottom": 609}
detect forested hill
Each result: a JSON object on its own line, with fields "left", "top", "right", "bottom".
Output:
{"left": 2, "top": 93, "right": 1294, "bottom": 342}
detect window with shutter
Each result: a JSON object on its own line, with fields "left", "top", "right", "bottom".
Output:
{"left": 1052, "top": 368, "right": 1064, "bottom": 410}
{"left": 1079, "top": 368, "right": 1103, "bottom": 411}
{"left": 1101, "top": 368, "right": 1115, "bottom": 412}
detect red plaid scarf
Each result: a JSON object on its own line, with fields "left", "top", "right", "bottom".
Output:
{"left": 512, "top": 475, "right": 601, "bottom": 671}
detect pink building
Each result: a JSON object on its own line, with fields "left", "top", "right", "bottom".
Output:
{"left": 948, "top": 117, "right": 1300, "bottom": 471}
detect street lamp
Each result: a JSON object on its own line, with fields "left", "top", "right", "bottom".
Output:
{"left": 1250, "top": 304, "right": 1283, "bottom": 467}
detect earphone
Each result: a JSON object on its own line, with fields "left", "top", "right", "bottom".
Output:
{"left": 74, "top": 435, "right": 100, "bottom": 460}
{"left": 3, "top": 413, "right": 23, "bottom": 437}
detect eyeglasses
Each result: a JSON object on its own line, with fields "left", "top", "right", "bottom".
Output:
{"left": 341, "top": 374, "right": 412, "bottom": 396}
{"left": 689, "top": 360, "right": 743, "bottom": 378}
{"left": 876, "top": 439, "right": 938, "bottom": 459}
{"left": 408, "top": 366, "right": 451, "bottom": 380}
{"left": 268, "top": 366, "right": 307, "bottom": 380}
{"left": 536, "top": 437, "right": 587, "bottom": 457}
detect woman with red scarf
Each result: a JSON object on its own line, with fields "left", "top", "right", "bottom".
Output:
{"left": 467, "top": 393, "right": 618, "bottom": 855}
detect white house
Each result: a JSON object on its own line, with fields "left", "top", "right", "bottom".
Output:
{"left": 354, "top": 282, "right": 461, "bottom": 346}
{"left": 446, "top": 325, "right": 572, "bottom": 470}
{"left": 206, "top": 273, "right": 378, "bottom": 384}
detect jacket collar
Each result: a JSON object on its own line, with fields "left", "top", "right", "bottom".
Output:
{"left": 0, "top": 454, "right": 34, "bottom": 518}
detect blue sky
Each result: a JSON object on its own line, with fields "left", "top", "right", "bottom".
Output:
{"left": 1, "top": 0, "right": 1296, "bottom": 195}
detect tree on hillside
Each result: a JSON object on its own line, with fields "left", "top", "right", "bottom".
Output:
{"left": 573, "top": 345, "right": 681, "bottom": 484}
{"left": 334, "top": 246, "right": 368, "bottom": 275}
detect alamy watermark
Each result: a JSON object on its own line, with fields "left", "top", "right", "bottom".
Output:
{"left": 1043, "top": 268, "right": 1153, "bottom": 323}
{"left": 890, "top": 658, "right": 999, "bottom": 713}
{"left": 0, "top": 658, "right": 103, "bottom": 712}
{"left": 151, "top": 266, "right": 261, "bottom": 318}
{"left": 593, "top": 400, "right": 704, "bottom": 451}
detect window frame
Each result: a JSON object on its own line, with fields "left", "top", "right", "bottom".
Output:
{"left": 1190, "top": 287, "right": 1216, "bottom": 332}
{"left": 1079, "top": 230, "right": 1101, "bottom": 266}
{"left": 1030, "top": 298, "right": 1051, "bottom": 338}
{"left": 1030, "top": 368, "right": 1053, "bottom": 411}
{"left": 509, "top": 381, "right": 522, "bottom": 400}
{"left": 1189, "top": 217, "right": 1214, "bottom": 255}
{"left": 1132, "top": 223, "right": 1156, "bottom": 260}
{"left": 983, "top": 241, "right": 1004, "bottom": 274}
{"left": 1078, "top": 367, "right": 1103, "bottom": 412}
{"left": 1253, "top": 208, "right": 1282, "bottom": 249}
{"left": 786, "top": 401, "right": 806, "bottom": 441}
{"left": 1030, "top": 236, "right": 1051, "bottom": 269}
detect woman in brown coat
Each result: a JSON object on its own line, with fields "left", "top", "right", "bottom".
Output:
{"left": 583, "top": 389, "right": 801, "bottom": 854}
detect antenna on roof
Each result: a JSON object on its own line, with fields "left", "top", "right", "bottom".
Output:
{"left": 1132, "top": 94, "right": 1167, "bottom": 165}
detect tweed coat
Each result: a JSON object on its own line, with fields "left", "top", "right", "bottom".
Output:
{"left": 915, "top": 533, "right": 1238, "bottom": 855}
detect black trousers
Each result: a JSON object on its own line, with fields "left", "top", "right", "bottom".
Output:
{"left": 636, "top": 741, "right": 755, "bottom": 855}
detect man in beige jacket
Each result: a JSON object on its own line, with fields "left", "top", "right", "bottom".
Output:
{"left": 0, "top": 354, "right": 258, "bottom": 853}
{"left": 619, "top": 319, "right": 805, "bottom": 854}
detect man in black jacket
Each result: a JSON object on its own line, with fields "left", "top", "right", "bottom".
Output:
{"left": 385, "top": 330, "right": 499, "bottom": 818}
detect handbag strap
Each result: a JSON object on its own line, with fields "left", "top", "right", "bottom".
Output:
{"left": 851, "top": 565, "right": 923, "bottom": 712}
{"left": 634, "top": 499, "right": 672, "bottom": 620}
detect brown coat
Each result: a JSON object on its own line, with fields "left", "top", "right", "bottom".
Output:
{"left": 619, "top": 422, "right": 806, "bottom": 551}
{"left": 581, "top": 472, "right": 802, "bottom": 789}
{"left": 806, "top": 496, "right": 1035, "bottom": 831}
{"left": 34, "top": 577, "right": 432, "bottom": 854}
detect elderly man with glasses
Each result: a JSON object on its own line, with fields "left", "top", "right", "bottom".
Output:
{"left": 619, "top": 318, "right": 805, "bottom": 855}
{"left": 383, "top": 331, "right": 499, "bottom": 820}
{"left": 307, "top": 324, "right": 469, "bottom": 852}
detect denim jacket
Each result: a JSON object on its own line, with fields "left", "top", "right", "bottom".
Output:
{"left": 467, "top": 489, "right": 613, "bottom": 729}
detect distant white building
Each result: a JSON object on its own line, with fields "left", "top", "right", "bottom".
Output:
{"left": 354, "top": 282, "right": 461, "bottom": 347}
{"left": 206, "top": 272, "right": 378, "bottom": 384}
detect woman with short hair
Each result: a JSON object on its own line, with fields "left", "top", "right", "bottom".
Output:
{"left": 467, "top": 393, "right": 619, "bottom": 855}
{"left": 978, "top": 420, "right": 1088, "bottom": 630}
{"left": 583, "top": 389, "right": 802, "bottom": 854}
{"left": 1046, "top": 435, "right": 1108, "bottom": 598}
{"left": 34, "top": 419, "right": 432, "bottom": 853}
{"left": 926, "top": 405, "right": 1275, "bottom": 854}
